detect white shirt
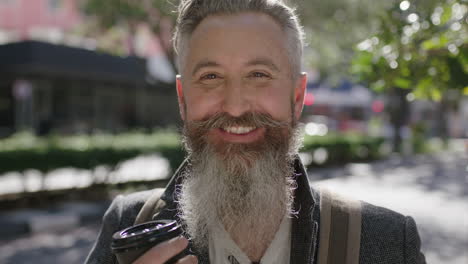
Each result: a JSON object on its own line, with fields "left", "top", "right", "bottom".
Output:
{"left": 208, "top": 215, "right": 292, "bottom": 264}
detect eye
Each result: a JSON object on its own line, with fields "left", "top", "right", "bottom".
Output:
{"left": 200, "top": 73, "right": 219, "bottom": 80}
{"left": 250, "top": 72, "right": 270, "bottom": 79}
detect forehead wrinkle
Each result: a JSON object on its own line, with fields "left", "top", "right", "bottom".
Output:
{"left": 245, "top": 57, "right": 281, "bottom": 73}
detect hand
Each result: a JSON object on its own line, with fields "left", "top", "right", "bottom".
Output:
{"left": 133, "top": 236, "right": 198, "bottom": 264}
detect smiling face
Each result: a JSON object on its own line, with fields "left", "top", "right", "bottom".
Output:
{"left": 177, "top": 12, "right": 307, "bottom": 147}
{"left": 176, "top": 12, "right": 306, "bottom": 250}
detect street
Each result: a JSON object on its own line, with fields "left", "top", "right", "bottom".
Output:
{"left": 0, "top": 151, "right": 466, "bottom": 264}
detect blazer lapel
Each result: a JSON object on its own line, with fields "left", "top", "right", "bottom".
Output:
{"left": 290, "top": 158, "right": 319, "bottom": 264}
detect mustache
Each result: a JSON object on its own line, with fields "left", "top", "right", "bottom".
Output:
{"left": 187, "top": 112, "right": 290, "bottom": 131}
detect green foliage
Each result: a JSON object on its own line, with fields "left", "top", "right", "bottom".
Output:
{"left": 410, "top": 122, "right": 429, "bottom": 153}
{"left": 350, "top": 0, "right": 468, "bottom": 100}
{"left": 82, "top": 0, "right": 178, "bottom": 63}
{"left": 0, "top": 131, "right": 184, "bottom": 174}
{"left": 84, "top": 0, "right": 176, "bottom": 27}
{"left": 84, "top": 0, "right": 145, "bottom": 27}
{"left": 302, "top": 133, "right": 386, "bottom": 166}
{"left": 298, "top": 0, "right": 394, "bottom": 81}
{"left": 0, "top": 131, "right": 386, "bottom": 174}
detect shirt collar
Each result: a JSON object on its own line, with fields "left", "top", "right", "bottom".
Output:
{"left": 209, "top": 214, "right": 292, "bottom": 264}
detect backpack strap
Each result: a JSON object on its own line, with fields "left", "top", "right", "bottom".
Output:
{"left": 134, "top": 188, "right": 166, "bottom": 225}
{"left": 317, "top": 188, "right": 362, "bottom": 264}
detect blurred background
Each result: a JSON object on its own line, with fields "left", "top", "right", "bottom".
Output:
{"left": 0, "top": 0, "right": 466, "bottom": 263}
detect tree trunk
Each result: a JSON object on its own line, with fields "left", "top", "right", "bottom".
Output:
{"left": 388, "top": 88, "right": 410, "bottom": 153}
{"left": 126, "top": 21, "right": 138, "bottom": 56}
{"left": 436, "top": 93, "right": 449, "bottom": 148}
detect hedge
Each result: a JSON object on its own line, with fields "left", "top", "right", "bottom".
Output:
{"left": 301, "top": 133, "right": 386, "bottom": 166}
{"left": 0, "top": 131, "right": 386, "bottom": 174}
{"left": 0, "top": 131, "right": 185, "bottom": 174}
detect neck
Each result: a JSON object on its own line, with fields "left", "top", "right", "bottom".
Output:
{"left": 225, "top": 206, "right": 286, "bottom": 262}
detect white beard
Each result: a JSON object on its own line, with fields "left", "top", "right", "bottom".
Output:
{"left": 177, "top": 126, "right": 303, "bottom": 252}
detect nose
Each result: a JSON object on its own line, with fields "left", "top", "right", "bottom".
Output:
{"left": 221, "top": 79, "right": 252, "bottom": 117}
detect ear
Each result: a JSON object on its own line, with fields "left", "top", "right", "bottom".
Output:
{"left": 293, "top": 72, "right": 307, "bottom": 120}
{"left": 176, "top": 75, "right": 186, "bottom": 120}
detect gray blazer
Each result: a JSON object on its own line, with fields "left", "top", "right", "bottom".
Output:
{"left": 85, "top": 159, "right": 426, "bottom": 264}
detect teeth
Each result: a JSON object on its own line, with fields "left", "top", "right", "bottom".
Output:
{"left": 224, "top": 126, "right": 255, "bottom": 134}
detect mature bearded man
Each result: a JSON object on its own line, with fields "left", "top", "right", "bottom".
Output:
{"left": 86, "top": 0, "right": 426, "bottom": 264}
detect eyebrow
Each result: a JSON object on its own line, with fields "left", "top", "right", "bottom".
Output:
{"left": 191, "top": 60, "right": 221, "bottom": 76}
{"left": 245, "top": 57, "right": 281, "bottom": 73}
{"left": 191, "top": 57, "right": 281, "bottom": 76}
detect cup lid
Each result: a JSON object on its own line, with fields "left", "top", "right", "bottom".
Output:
{"left": 111, "top": 220, "right": 181, "bottom": 251}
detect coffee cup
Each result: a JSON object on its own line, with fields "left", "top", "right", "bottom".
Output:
{"left": 111, "top": 220, "right": 188, "bottom": 264}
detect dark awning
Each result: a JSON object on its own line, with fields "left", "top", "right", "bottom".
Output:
{"left": 0, "top": 41, "right": 147, "bottom": 84}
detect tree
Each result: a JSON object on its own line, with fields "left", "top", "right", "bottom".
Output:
{"left": 83, "top": 0, "right": 177, "bottom": 70}
{"left": 350, "top": 0, "right": 467, "bottom": 151}
{"left": 296, "top": 0, "right": 393, "bottom": 83}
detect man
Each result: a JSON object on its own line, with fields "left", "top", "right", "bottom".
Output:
{"left": 86, "top": 0, "right": 426, "bottom": 263}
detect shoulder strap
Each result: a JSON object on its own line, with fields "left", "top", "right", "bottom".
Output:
{"left": 317, "top": 188, "right": 362, "bottom": 264}
{"left": 134, "top": 188, "right": 167, "bottom": 225}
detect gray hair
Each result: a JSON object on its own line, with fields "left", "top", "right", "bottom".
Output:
{"left": 173, "top": 0, "right": 304, "bottom": 78}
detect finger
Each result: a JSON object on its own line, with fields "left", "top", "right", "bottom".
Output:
{"left": 133, "top": 236, "right": 189, "bottom": 264}
{"left": 175, "top": 255, "right": 198, "bottom": 264}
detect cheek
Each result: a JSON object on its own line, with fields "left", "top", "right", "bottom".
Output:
{"left": 184, "top": 89, "right": 222, "bottom": 121}
{"left": 255, "top": 84, "right": 293, "bottom": 121}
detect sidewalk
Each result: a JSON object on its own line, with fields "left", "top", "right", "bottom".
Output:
{"left": 0, "top": 200, "right": 110, "bottom": 240}
{"left": 0, "top": 154, "right": 170, "bottom": 196}
{"left": 310, "top": 151, "right": 468, "bottom": 264}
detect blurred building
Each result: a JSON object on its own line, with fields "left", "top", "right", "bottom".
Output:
{"left": 0, "top": 0, "right": 82, "bottom": 44}
{"left": 303, "top": 78, "right": 468, "bottom": 139}
{"left": 302, "top": 80, "right": 378, "bottom": 134}
{"left": 0, "top": 0, "right": 173, "bottom": 65}
{"left": 0, "top": 41, "right": 180, "bottom": 137}
{"left": 0, "top": 0, "right": 180, "bottom": 137}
